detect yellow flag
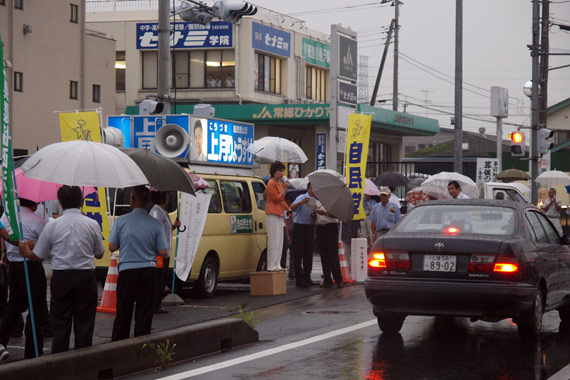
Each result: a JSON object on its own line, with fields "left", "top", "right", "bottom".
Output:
{"left": 59, "top": 112, "right": 110, "bottom": 246}
{"left": 345, "top": 114, "right": 372, "bottom": 220}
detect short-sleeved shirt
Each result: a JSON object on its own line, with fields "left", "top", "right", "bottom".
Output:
{"left": 315, "top": 200, "right": 338, "bottom": 226}
{"left": 1, "top": 207, "right": 47, "bottom": 263}
{"left": 33, "top": 208, "right": 105, "bottom": 270}
{"left": 456, "top": 192, "right": 470, "bottom": 199}
{"left": 292, "top": 193, "right": 313, "bottom": 225}
{"left": 108, "top": 208, "right": 168, "bottom": 272}
{"left": 150, "top": 205, "right": 173, "bottom": 254}
{"left": 370, "top": 201, "right": 401, "bottom": 231}
{"left": 544, "top": 198, "right": 563, "bottom": 219}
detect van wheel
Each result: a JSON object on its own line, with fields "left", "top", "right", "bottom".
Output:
{"left": 195, "top": 257, "right": 218, "bottom": 298}
{"left": 256, "top": 251, "right": 267, "bottom": 272}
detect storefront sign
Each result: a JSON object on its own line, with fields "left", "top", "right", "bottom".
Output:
{"left": 338, "top": 35, "right": 357, "bottom": 81}
{"left": 316, "top": 133, "right": 327, "bottom": 170}
{"left": 302, "top": 38, "right": 330, "bottom": 68}
{"left": 252, "top": 22, "right": 291, "bottom": 57}
{"left": 338, "top": 81, "right": 357, "bottom": 106}
{"left": 476, "top": 158, "right": 499, "bottom": 183}
{"left": 190, "top": 116, "right": 254, "bottom": 167}
{"left": 230, "top": 215, "right": 254, "bottom": 234}
{"left": 345, "top": 114, "right": 372, "bottom": 220}
{"left": 252, "top": 104, "right": 330, "bottom": 121}
{"left": 137, "top": 21, "right": 233, "bottom": 49}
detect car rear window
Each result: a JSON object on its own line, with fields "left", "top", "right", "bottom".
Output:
{"left": 393, "top": 205, "right": 517, "bottom": 236}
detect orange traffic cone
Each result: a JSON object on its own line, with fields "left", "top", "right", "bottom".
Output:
{"left": 97, "top": 253, "right": 118, "bottom": 314}
{"left": 338, "top": 241, "right": 354, "bottom": 284}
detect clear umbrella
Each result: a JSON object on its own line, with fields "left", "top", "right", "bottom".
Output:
{"left": 247, "top": 136, "right": 308, "bottom": 163}
{"left": 536, "top": 170, "right": 570, "bottom": 187}
{"left": 421, "top": 171, "right": 478, "bottom": 199}
{"left": 308, "top": 171, "right": 354, "bottom": 222}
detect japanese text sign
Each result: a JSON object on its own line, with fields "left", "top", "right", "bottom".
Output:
{"left": 345, "top": 114, "right": 371, "bottom": 220}
{"left": 476, "top": 158, "right": 498, "bottom": 183}
{"left": 316, "top": 133, "right": 327, "bottom": 170}
{"left": 302, "top": 38, "right": 330, "bottom": 68}
{"left": 252, "top": 22, "right": 291, "bottom": 58}
{"left": 137, "top": 21, "right": 233, "bottom": 49}
{"left": 132, "top": 115, "right": 190, "bottom": 158}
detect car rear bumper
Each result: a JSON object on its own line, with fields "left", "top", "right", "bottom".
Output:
{"left": 364, "top": 277, "right": 537, "bottom": 319}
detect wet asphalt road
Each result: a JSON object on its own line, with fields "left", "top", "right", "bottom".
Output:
{"left": 130, "top": 286, "right": 570, "bottom": 380}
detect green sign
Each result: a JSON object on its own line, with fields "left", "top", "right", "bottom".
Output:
{"left": 230, "top": 215, "right": 254, "bottom": 234}
{"left": 302, "top": 38, "right": 330, "bottom": 68}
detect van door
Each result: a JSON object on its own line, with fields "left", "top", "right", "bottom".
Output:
{"left": 251, "top": 180, "right": 267, "bottom": 255}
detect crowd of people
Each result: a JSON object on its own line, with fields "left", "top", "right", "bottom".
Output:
{"left": 0, "top": 185, "right": 178, "bottom": 362}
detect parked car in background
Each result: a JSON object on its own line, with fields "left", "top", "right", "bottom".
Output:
{"left": 365, "top": 199, "right": 570, "bottom": 339}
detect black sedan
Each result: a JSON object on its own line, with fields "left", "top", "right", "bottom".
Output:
{"left": 364, "top": 199, "right": 570, "bottom": 339}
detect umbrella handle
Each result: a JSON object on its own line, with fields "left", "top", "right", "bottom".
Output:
{"left": 178, "top": 225, "right": 186, "bottom": 233}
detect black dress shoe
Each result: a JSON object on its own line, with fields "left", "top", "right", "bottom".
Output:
{"left": 320, "top": 281, "right": 332, "bottom": 288}
{"left": 337, "top": 282, "right": 345, "bottom": 289}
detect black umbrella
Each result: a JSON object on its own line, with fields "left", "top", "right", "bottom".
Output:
{"left": 374, "top": 172, "right": 409, "bottom": 187}
{"left": 119, "top": 148, "right": 195, "bottom": 195}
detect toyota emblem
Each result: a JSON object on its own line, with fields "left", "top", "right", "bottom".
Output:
{"left": 435, "top": 242, "right": 445, "bottom": 250}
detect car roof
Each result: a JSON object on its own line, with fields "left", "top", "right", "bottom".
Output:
{"left": 413, "top": 199, "right": 531, "bottom": 212}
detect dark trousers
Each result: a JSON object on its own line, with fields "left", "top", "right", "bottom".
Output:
{"left": 0, "top": 261, "right": 46, "bottom": 358}
{"left": 293, "top": 223, "right": 313, "bottom": 283}
{"left": 316, "top": 223, "right": 342, "bottom": 284}
{"left": 0, "top": 265, "right": 24, "bottom": 335}
{"left": 50, "top": 270, "right": 98, "bottom": 354}
{"left": 155, "top": 256, "right": 170, "bottom": 310}
{"left": 112, "top": 267, "right": 156, "bottom": 341}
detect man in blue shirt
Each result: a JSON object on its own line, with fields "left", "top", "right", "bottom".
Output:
{"left": 290, "top": 183, "right": 316, "bottom": 287}
{"left": 370, "top": 187, "right": 401, "bottom": 242}
{"left": 109, "top": 186, "right": 168, "bottom": 341}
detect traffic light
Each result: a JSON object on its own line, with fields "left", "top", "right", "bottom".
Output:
{"left": 510, "top": 131, "right": 525, "bottom": 156}
{"left": 537, "top": 128, "right": 554, "bottom": 154}
{"left": 213, "top": 1, "right": 257, "bottom": 23}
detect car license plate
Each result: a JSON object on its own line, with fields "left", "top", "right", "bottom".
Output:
{"left": 423, "top": 255, "right": 456, "bottom": 272}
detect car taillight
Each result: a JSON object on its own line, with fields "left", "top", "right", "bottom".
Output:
{"left": 368, "top": 251, "right": 410, "bottom": 270}
{"left": 493, "top": 256, "right": 519, "bottom": 273}
{"left": 468, "top": 254, "right": 519, "bottom": 273}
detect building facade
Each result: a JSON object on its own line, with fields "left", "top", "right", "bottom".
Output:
{"left": 0, "top": 0, "right": 116, "bottom": 153}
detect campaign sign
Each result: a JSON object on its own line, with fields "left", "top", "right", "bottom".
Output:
{"left": 107, "top": 116, "right": 132, "bottom": 148}
{"left": 251, "top": 22, "right": 291, "bottom": 58}
{"left": 137, "top": 21, "right": 233, "bottom": 50}
{"left": 316, "top": 133, "right": 326, "bottom": 170}
{"left": 133, "top": 116, "right": 163, "bottom": 151}
{"left": 190, "top": 116, "right": 254, "bottom": 167}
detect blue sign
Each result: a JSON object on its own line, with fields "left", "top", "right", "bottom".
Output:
{"left": 133, "top": 116, "right": 163, "bottom": 151}
{"left": 107, "top": 116, "right": 132, "bottom": 148}
{"left": 137, "top": 21, "right": 233, "bottom": 50}
{"left": 190, "top": 116, "right": 254, "bottom": 167}
{"left": 316, "top": 133, "right": 326, "bottom": 170}
{"left": 252, "top": 22, "right": 291, "bottom": 58}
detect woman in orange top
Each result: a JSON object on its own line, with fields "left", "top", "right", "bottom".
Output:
{"left": 265, "top": 162, "right": 291, "bottom": 271}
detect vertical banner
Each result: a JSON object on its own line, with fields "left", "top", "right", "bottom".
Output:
{"left": 0, "top": 35, "right": 21, "bottom": 240}
{"left": 59, "top": 112, "right": 110, "bottom": 244}
{"left": 345, "top": 114, "right": 371, "bottom": 220}
{"left": 476, "top": 158, "right": 499, "bottom": 183}
{"left": 175, "top": 192, "right": 211, "bottom": 281}
{"left": 316, "top": 133, "right": 327, "bottom": 170}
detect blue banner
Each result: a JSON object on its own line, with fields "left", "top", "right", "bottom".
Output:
{"left": 316, "top": 133, "right": 326, "bottom": 170}
{"left": 252, "top": 22, "right": 291, "bottom": 58}
{"left": 137, "top": 21, "right": 233, "bottom": 49}
{"left": 133, "top": 116, "right": 163, "bottom": 151}
{"left": 190, "top": 116, "right": 254, "bottom": 167}
{"left": 107, "top": 116, "right": 132, "bottom": 148}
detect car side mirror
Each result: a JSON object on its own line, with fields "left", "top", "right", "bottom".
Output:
{"left": 563, "top": 234, "right": 570, "bottom": 245}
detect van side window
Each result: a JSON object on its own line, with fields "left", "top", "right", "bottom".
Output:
{"left": 220, "top": 181, "right": 252, "bottom": 213}
{"left": 203, "top": 179, "right": 222, "bottom": 213}
{"left": 505, "top": 189, "right": 526, "bottom": 203}
{"left": 251, "top": 181, "right": 266, "bottom": 210}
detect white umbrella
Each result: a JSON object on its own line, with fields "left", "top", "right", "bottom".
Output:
{"left": 536, "top": 170, "right": 570, "bottom": 187}
{"left": 289, "top": 169, "right": 343, "bottom": 190}
{"left": 20, "top": 140, "right": 149, "bottom": 188}
{"left": 308, "top": 171, "right": 354, "bottom": 222}
{"left": 421, "top": 171, "right": 478, "bottom": 199}
{"left": 247, "top": 136, "right": 308, "bottom": 163}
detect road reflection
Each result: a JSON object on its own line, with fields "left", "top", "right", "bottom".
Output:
{"left": 366, "top": 318, "right": 570, "bottom": 380}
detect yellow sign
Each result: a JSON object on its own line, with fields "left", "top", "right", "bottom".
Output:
{"left": 59, "top": 112, "right": 110, "bottom": 246}
{"left": 345, "top": 114, "right": 372, "bottom": 220}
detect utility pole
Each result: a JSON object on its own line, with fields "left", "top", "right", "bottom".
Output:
{"left": 530, "top": 0, "right": 540, "bottom": 204}
{"left": 453, "top": 0, "right": 463, "bottom": 174}
{"left": 392, "top": 0, "right": 400, "bottom": 111}
{"left": 158, "top": 0, "right": 171, "bottom": 114}
{"left": 539, "top": 0, "right": 549, "bottom": 128}
{"left": 370, "top": 19, "right": 395, "bottom": 106}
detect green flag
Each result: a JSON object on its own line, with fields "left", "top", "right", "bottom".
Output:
{"left": 1, "top": 35, "right": 21, "bottom": 241}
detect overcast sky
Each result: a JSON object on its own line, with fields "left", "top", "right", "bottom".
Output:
{"left": 253, "top": 0, "right": 570, "bottom": 138}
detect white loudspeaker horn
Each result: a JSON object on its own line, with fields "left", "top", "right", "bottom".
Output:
{"left": 155, "top": 124, "right": 189, "bottom": 157}
{"left": 103, "top": 127, "right": 125, "bottom": 148}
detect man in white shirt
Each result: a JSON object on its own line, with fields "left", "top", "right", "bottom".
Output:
{"left": 314, "top": 200, "right": 343, "bottom": 288}
{"left": 448, "top": 181, "right": 470, "bottom": 199}
{"left": 542, "top": 188, "right": 563, "bottom": 235}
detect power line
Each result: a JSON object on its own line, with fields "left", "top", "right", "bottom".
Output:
{"left": 288, "top": 2, "right": 391, "bottom": 16}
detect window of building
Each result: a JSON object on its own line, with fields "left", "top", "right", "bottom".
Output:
{"left": 14, "top": 0, "right": 22, "bottom": 9}
{"left": 70, "top": 80, "right": 78, "bottom": 100}
{"left": 14, "top": 72, "right": 23, "bottom": 92}
{"left": 115, "top": 51, "right": 126, "bottom": 91}
{"left": 254, "top": 52, "right": 281, "bottom": 94}
{"left": 305, "top": 66, "right": 327, "bottom": 102}
{"left": 173, "top": 51, "right": 190, "bottom": 89}
{"left": 142, "top": 51, "right": 158, "bottom": 89}
{"left": 0, "top": 0, "right": 6, "bottom": 7}
{"left": 205, "top": 50, "right": 235, "bottom": 88}
{"left": 92, "top": 84, "right": 101, "bottom": 103}
{"left": 70, "top": 3, "right": 79, "bottom": 23}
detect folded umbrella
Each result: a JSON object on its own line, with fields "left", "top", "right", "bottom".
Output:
{"left": 308, "top": 171, "right": 354, "bottom": 222}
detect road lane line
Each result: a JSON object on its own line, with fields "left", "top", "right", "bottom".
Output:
{"left": 157, "top": 319, "right": 377, "bottom": 379}
{"left": 548, "top": 362, "right": 570, "bottom": 380}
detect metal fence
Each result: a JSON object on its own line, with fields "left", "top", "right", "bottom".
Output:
{"left": 366, "top": 161, "right": 477, "bottom": 182}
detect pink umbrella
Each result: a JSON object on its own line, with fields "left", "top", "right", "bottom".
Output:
{"left": 341, "top": 178, "right": 380, "bottom": 196}
{"left": 188, "top": 172, "right": 211, "bottom": 190}
{"left": 1, "top": 169, "right": 97, "bottom": 202}
{"left": 405, "top": 187, "right": 431, "bottom": 206}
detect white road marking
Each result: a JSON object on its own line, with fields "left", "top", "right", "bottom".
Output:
{"left": 548, "top": 362, "right": 570, "bottom": 380}
{"left": 157, "top": 319, "right": 377, "bottom": 379}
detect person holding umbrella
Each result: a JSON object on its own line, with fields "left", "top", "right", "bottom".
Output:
{"left": 264, "top": 162, "right": 292, "bottom": 272}
{"left": 447, "top": 181, "right": 470, "bottom": 199}
{"left": 314, "top": 201, "right": 343, "bottom": 288}
{"left": 542, "top": 188, "right": 563, "bottom": 235}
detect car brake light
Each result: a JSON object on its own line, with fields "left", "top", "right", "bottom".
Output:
{"left": 443, "top": 226, "right": 460, "bottom": 235}
{"left": 368, "top": 251, "right": 410, "bottom": 270}
{"left": 494, "top": 262, "right": 519, "bottom": 273}
{"left": 369, "top": 252, "right": 386, "bottom": 268}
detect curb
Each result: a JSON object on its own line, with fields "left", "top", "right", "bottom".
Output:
{"left": 0, "top": 318, "right": 259, "bottom": 380}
